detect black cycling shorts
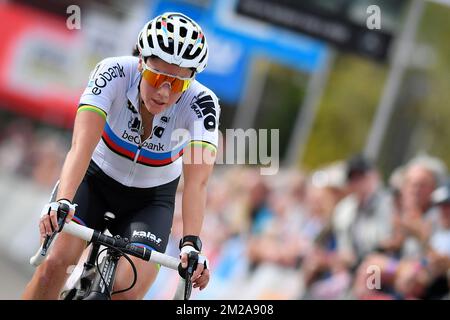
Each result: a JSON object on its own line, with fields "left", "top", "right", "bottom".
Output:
{"left": 70, "top": 160, "right": 180, "bottom": 253}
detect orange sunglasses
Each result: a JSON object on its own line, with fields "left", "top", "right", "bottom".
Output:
{"left": 141, "top": 62, "right": 193, "bottom": 93}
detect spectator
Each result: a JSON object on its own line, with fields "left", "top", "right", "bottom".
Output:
{"left": 422, "top": 181, "right": 450, "bottom": 299}
{"left": 386, "top": 154, "right": 446, "bottom": 259}
{"left": 333, "top": 154, "right": 394, "bottom": 268}
{"left": 298, "top": 182, "right": 345, "bottom": 297}
{"left": 242, "top": 169, "right": 274, "bottom": 235}
{"left": 352, "top": 154, "right": 449, "bottom": 300}
{"left": 300, "top": 155, "right": 393, "bottom": 299}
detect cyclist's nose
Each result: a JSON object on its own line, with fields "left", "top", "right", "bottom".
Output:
{"left": 156, "top": 82, "right": 171, "bottom": 100}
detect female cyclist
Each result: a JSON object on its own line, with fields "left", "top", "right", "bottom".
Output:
{"left": 22, "top": 12, "right": 219, "bottom": 299}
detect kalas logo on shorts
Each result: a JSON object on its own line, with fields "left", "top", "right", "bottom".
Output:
{"left": 90, "top": 63, "right": 125, "bottom": 95}
{"left": 132, "top": 230, "right": 162, "bottom": 245}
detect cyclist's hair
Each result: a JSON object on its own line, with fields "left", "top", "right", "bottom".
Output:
{"left": 131, "top": 44, "right": 152, "bottom": 63}
{"left": 132, "top": 44, "right": 140, "bottom": 57}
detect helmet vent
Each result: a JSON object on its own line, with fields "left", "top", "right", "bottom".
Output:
{"left": 183, "top": 44, "right": 193, "bottom": 58}
{"left": 192, "top": 47, "right": 201, "bottom": 58}
{"left": 148, "top": 34, "right": 153, "bottom": 48}
{"left": 180, "top": 26, "right": 187, "bottom": 38}
{"left": 199, "top": 49, "right": 207, "bottom": 63}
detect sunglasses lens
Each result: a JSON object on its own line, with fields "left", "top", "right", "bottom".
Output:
{"left": 171, "top": 79, "right": 185, "bottom": 93}
{"left": 142, "top": 67, "right": 191, "bottom": 93}
{"left": 142, "top": 69, "right": 159, "bottom": 87}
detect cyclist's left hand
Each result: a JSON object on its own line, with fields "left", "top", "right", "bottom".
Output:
{"left": 180, "top": 246, "right": 210, "bottom": 290}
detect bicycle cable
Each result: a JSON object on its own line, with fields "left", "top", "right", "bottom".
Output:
{"left": 96, "top": 247, "right": 112, "bottom": 298}
{"left": 95, "top": 247, "right": 138, "bottom": 297}
{"left": 110, "top": 248, "right": 138, "bottom": 296}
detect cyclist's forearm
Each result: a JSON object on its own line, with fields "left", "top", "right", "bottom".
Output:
{"left": 181, "top": 182, "right": 207, "bottom": 237}
{"left": 181, "top": 145, "right": 215, "bottom": 238}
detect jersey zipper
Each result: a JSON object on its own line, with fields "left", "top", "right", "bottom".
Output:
{"left": 126, "top": 109, "right": 144, "bottom": 184}
{"left": 126, "top": 100, "right": 155, "bottom": 185}
{"left": 133, "top": 145, "right": 142, "bottom": 164}
{"left": 127, "top": 141, "right": 142, "bottom": 184}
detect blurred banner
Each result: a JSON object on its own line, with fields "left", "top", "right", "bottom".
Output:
{"left": 150, "top": 0, "right": 327, "bottom": 104}
{"left": 235, "top": 0, "right": 408, "bottom": 62}
{"left": 0, "top": 3, "right": 82, "bottom": 128}
{"left": 0, "top": 1, "right": 146, "bottom": 128}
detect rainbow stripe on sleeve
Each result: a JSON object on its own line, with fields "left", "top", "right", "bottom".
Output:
{"left": 187, "top": 140, "right": 217, "bottom": 153}
{"left": 77, "top": 105, "right": 107, "bottom": 120}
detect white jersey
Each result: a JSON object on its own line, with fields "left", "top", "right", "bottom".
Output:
{"left": 78, "top": 56, "right": 220, "bottom": 188}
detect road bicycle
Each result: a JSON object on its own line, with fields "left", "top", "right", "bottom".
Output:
{"left": 30, "top": 202, "right": 196, "bottom": 300}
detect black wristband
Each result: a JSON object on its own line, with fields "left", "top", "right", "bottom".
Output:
{"left": 179, "top": 235, "right": 202, "bottom": 252}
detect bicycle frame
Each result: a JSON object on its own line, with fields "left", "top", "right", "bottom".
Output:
{"left": 61, "top": 213, "right": 126, "bottom": 300}
{"left": 60, "top": 241, "right": 101, "bottom": 300}
{"left": 80, "top": 245, "right": 121, "bottom": 300}
{"left": 60, "top": 241, "right": 117, "bottom": 300}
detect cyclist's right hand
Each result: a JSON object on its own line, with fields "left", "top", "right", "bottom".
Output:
{"left": 179, "top": 245, "right": 210, "bottom": 291}
{"left": 39, "top": 199, "right": 77, "bottom": 239}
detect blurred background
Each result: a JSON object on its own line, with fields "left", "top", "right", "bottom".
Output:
{"left": 0, "top": 0, "right": 449, "bottom": 300}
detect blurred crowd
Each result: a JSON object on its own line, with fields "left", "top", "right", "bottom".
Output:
{"left": 0, "top": 118, "right": 68, "bottom": 188}
{"left": 1, "top": 117, "right": 449, "bottom": 300}
{"left": 167, "top": 153, "right": 450, "bottom": 300}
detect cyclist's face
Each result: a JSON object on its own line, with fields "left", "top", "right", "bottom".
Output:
{"left": 139, "top": 57, "right": 193, "bottom": 115}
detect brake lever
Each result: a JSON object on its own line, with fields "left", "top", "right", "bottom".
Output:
{"left": 177, "top": 251, "right": 198, "bottom": 300}
{"left": 41, "top": 203, "right": 70, "bottom": 256}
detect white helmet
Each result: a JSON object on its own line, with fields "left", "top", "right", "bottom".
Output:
{"left": 137, "top": 12, "right": 209, "bottom": 73}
